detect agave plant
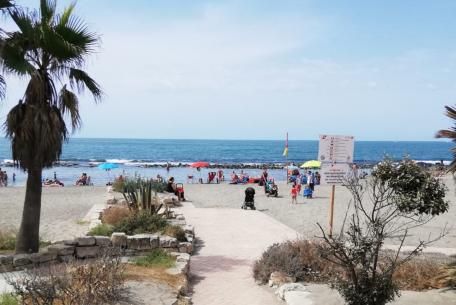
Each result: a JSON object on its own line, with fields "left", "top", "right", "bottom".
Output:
{"left": 436, "top": 105, "right": 456, "bottom": 172}
{"left": 122, "top": 178, "right": 164, "bottom": 215}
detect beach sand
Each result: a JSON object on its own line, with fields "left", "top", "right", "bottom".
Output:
{"left": 0, "top": 186, "right": 107, "bottom": 242}
{"left": 184, "top": 175, "right": 456, "bottom": 249}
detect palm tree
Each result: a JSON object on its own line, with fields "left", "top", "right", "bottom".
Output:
{"left": 1, "top": 0, "right": 101, "bottom": 253}
{"left": 436, "top": 105, "right": 456, "bottom": 172}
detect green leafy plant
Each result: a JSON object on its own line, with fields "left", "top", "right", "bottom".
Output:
{"left": 0, "top": 293, "right": 19, "bottom": 305}
{"left": 133, "top": 249, "right": 175, "bottom": 268}
{"left": 87, "top": 224, "right": 114, "bottom": 237}
{"left": 317, "top": 158, "right": 449, "bottom": 305}
{"left": 112, "top": 212, "right": 168, "bottom": 235}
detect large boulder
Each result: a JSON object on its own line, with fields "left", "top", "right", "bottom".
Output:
{"left": 269, "top": 271, "right": 296, "bottom": 288}
{"left": 76, "top": 246, "right": 100, "bottom": 258}
{"left": 47, "top": 244, "right": 75, "bottom": 256}
{"left": 13, "top": 254, "right": 31, "bottom": 267}
{"left": 94, "top": 236, "right": 112, "bottom": 247}
{"left": 111, "top": 232, "right": 127, "bottom": 248}
{"left": 276, "top": 283, "right": 307, "bottom": 301}
{"left": 160, "top": 236, "right": 178, "bottom": 248}
{"left": 127, "top": 235, "right": 152, "bottom": 250}
{"left": 30, "top": 251, "right": 57, "bottom": 264}
{"left": 77, "top": 237, "right": 96, "bottom": 246}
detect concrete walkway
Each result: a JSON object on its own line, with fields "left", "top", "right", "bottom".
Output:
{"left": 179, "top": 203, "right": 299, "bottom": 305}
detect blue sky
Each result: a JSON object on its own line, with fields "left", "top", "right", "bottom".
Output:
{"left": 0, "top": 0, "right": 455, "bottom": 140}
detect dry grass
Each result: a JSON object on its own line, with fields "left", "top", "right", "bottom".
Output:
{"left": 162, "top": 225, "right": 187, "bottom": 242}
{"left": 102, "top": 206, "right": 131, "bottom": 226}
{"left": 124, "top": 264, "right": 186, "bottom": 291}
{"left": 253, "top": 239, "right": 340, "bottom": 284}
{"left": 393, "top": 258, "right": 442, "bottom": 290}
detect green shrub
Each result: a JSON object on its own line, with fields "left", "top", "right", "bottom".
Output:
{"left": 163, "top": 225, "right": 187, "bottom": 242}
{"left": 134, "top": 249, "right": 175, "bottom": 268}
{"left": 112, "top": 212, "right": 167, "bottom": 235}
{"left": 0, "top": 293, "right": 19, "bottom": 305}
{"left": 87, "top": 224, "right": 114, "bottom": 237}
{"left": 0, "top": 230, "right": 51, "bottom": 252}
{"left": 0, "top": 230, "right": 16, "bottom": 251}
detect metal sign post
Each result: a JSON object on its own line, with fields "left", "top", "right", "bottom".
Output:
{"left": 318, "top": 135, "right": 355, "bottom": 237}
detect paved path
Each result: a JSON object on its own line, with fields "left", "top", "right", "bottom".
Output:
{"left": 179, "top": 203, "right": 299, "bottom": 305}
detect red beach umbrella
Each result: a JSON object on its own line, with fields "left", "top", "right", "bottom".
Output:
{"left": 190, "top": 161, "right": 210, "bottom": 168}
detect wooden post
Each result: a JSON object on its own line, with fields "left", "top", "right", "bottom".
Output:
{"left": 329, "top": 185, "right": 335, "bottom": 237}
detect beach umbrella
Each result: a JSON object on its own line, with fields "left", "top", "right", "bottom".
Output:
{"left": 98, "top": 163, "right": 119, "bottom": 170}
{"left": 287, "top": 165, "right": 299, "bottom": 170}
{"left": 300, "top": 160, "right": 321, "bottom": 168}
{"left": 190, "top": 161, "right": 210, "bottom": 168}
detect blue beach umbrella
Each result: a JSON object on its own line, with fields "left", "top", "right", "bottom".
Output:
{"left": 98, "top": 163, "right": 119, "bottom": 170}
{"left": 98, "top": 163, "right": 119, "bottom": 182}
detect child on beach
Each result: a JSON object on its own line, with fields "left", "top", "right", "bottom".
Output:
{"left": 291, "top": 185, "right": 298, "bottom": 204}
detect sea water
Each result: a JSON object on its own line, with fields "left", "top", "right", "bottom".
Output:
{"left": 0, "top": 138, "right": 452, "bottom": 186}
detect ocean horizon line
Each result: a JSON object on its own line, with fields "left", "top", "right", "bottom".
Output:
{"left": 30, "top": 137, "right": 453, "bottom": 143}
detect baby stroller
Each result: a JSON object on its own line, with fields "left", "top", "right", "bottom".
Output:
{"left": 242, "top": 187, "right": 256, "bottom": 210}
{"left": 265, "top": 179, "right": 279, "bottom": 197}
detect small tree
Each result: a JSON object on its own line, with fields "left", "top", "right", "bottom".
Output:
{"left": 318, "top": 158, "right": 448, "bottom": 305}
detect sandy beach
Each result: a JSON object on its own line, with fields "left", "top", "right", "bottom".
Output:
{"left": 0, "top": 174, "right": 454, "bottom": 248}
{"left": 185, "top": 175, "right": 456, "bottom": 249}
{"left": 0, "top": 186, "right": 107, "bottom": 242}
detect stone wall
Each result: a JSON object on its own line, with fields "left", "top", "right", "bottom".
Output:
{"left": 0, "top": 222, "right": 195, "bottom": 273}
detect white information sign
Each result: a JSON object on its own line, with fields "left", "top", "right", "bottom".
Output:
{"left": 318, "top": 135, "right": 354, "bottom": 164}
{"left": 320, "top": 163, "right": 351, "bottom": 185}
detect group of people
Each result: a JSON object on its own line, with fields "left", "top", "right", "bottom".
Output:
{"left": 75, "top": 173, "right": 91, "bottom": 186}
{"left": 43, "top": 172, "right": 64, "bottom": 187}
{"left": 230, "top": 170, "right": 251, "bottom": 184}
{"left": 0, "top": 169, "right": 14, "bottom": 187}
{"left": 290, "top": 170, "right": 320, "bottom": 204}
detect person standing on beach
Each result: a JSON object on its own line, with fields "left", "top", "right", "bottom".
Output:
{"left": 291, "top": 184, "right": 298, "bottom": 204}
{"left": 166, "top": 162, "right": 170, "bottom": 173}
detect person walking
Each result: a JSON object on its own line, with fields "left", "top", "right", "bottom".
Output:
{"left": 307, "top": 171, "right": 315, "bottom": 191}
{"left": 291, "top": 184, "right": 298, "bottom": 204}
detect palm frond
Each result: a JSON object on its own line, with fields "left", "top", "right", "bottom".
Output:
{"left": 444, "top": 105, "right": 456, "bottom": 121}
{"left": 55, "top": 15, "right": 99, "bottom": 53}
{"left": 40, "top": 0, "right": 56, "bottom": 25}
{"left": 0, "top": 0, "right": 13, "bottom": 10}
{"left": 57, "top": 1, "right": 75, "bottom": 27}
{"left": 8, "top": 7, "right": 35, "bottom": 38}
{"left": 58, "top": 85, "right": 81, "bottom": 131}
{"left": 69, "top": 68, "right": 102, "bottom": 101}
{"left": 1, "top": 35, "right": 35, "bottom": 75}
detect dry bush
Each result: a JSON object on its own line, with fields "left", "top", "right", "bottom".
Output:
{"left": 163, "top": 225, "right": 187, "bottom": 242}
{"left": 392, "top": 257, "right": 441, "bottom": 290}
{"left": 253, "top": 239, "right": 340, "bottom": 284}
{"left": 7, "top": 249, "right": 125, "bottom": 305}
{"left": 102, "top": 206, "right": 131, "bottom": 226}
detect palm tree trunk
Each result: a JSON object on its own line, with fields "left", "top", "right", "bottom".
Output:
{"left": 15, "top": 169, "right": 42, "bottom": 254}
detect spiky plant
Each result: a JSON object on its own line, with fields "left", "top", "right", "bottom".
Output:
{"left": 436, "top": 106, "right": 456, "bottom": 173}
{"left": 1, "top": 0, "right": 101, "bottom": 253}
